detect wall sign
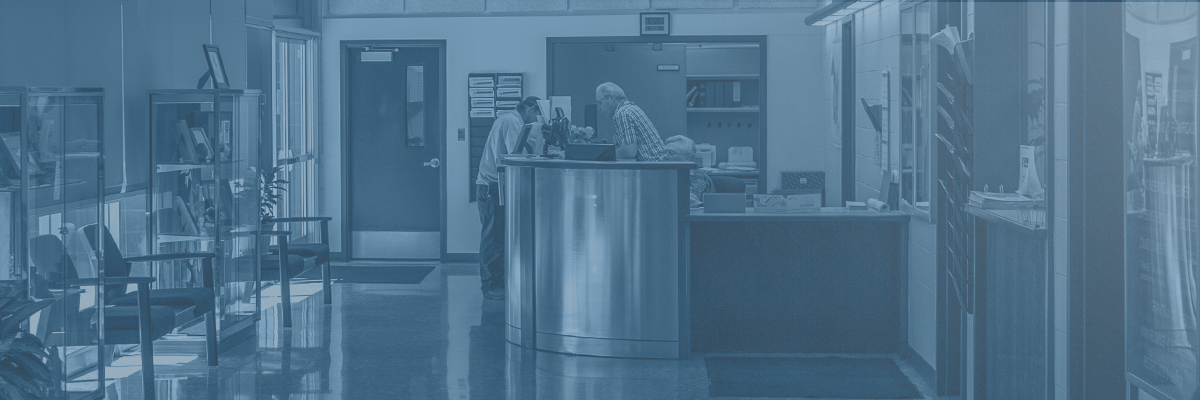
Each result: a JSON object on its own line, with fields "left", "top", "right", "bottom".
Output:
{"left": 641, "top": 13, "right": 670, "bottom": 36}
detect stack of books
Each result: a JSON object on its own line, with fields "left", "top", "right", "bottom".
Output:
{"left": 968, "top": 191, "right": 1044, "bottom": 210}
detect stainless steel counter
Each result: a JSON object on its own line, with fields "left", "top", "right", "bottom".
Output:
{"left": 501, "top": 157, "right": 692, "bottom": 359}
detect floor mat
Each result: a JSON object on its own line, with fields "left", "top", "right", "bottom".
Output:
{"left": 296, "top": 265, "right": 435, "bottom": 284}
{"left": 704, "top": 356, "right": 923, "bottom": 398}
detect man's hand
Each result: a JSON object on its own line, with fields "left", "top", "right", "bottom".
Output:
{"left": 616, "top": 144, "right": 637, "bottom": 160}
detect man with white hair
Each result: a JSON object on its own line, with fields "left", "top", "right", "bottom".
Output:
{"left": 595, "top": 82, "right": 668, "bottom": 161}
{"left": 664, "top": 135, "right": 713, "bottom": 206}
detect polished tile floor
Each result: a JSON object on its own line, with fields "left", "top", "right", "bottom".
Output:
{"left": 104, "top": 262, "right": 941, "bottom": 399}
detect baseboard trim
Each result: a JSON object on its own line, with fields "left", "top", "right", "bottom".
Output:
{"left": 901, "top": 343, "right": 936, "bottom": 392}
{"left": 443, "top": 253, "right": 479, "bottom": 263}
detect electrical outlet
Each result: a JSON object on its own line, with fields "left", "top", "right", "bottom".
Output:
{"left": 458, "top": 128, "right": 465, "bottom": 141}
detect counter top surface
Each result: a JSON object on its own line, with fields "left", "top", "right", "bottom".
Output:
{"left": 500, "top": 156, "right": 695, "bottom": 170}
{"left": 687, "top": 207, "right": 911, "bottom": 222}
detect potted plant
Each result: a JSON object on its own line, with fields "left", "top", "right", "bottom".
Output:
{"left": 260, "top": 165, "right": 288, "bottom": 224}
{"left": 0, "top": 282, "right": 60, "bottom": 400}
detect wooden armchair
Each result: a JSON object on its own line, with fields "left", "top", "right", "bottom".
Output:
{"left": 30, "top": 233, "right": 217, "bottom": 400}
{"left": 264, "top": 216, "right": 333, "bottom": 305}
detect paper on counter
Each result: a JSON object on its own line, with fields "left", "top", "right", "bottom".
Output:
{"left": 867, "top": 198, "right": 889, "bottom": 211}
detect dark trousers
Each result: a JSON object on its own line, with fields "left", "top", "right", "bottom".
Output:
{"left": 477, "top": 183, "right": 504, "bottom": 292}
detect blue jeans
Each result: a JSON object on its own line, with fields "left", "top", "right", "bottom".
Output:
{"left": 477, "top": 183, "right": 505, "bottom": 292}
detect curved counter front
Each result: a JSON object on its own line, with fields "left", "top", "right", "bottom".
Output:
{"left": 501, "top": 157, "right": 693, "bottom": 359}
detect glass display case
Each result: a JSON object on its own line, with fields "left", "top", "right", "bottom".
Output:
{"left": 1, "top": 87, "right": 106, "bottom": 399}
{"left": 148, "top": 89, "right": 261, "bottom": 341}
{"left": 1124, "top": 2, "right": 1200, "bottom": 399}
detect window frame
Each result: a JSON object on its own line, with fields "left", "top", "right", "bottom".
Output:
{"left": 900, "top": 0, "right": 936, "bottom": 222}
{"left": 273, "top": 29, "right": 321, "bottom": 241}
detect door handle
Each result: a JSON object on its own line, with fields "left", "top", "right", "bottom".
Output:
{"left": 423, "top": 158, "right": 440, "bottom": 168}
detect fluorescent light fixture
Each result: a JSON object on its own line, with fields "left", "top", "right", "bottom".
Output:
{"left": 804, "top": 0, "right": 881, "bottom": 26}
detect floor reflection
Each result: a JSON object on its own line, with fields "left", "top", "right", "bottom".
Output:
{"left": 102, "top": 263, "right": 936, "bottom": 400}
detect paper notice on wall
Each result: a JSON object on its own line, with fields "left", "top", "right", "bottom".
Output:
{"left": 1017, "top": 145, "right": 1044, "bottom": 199}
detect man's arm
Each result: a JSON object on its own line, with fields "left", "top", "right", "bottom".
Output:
{"left": 612, "top": 109, "right": 639, "bottom": 159}
{"left": 498, "top": 117, "right": 528, "bottom": 155}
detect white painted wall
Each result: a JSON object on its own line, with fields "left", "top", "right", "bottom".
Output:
{"left": 822, "top": 0, "right": 939, "bottom": 373}
{"left": 319, "top": 12, "right": 826, "bottom": 254}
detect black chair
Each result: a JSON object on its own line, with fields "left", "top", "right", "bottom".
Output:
{"left": 80, "top": 225, "right": 220, "bottom": 366}
{"left": 711, "top": 175, "right": 747, "bottom": 193}
{"left": 265, "top": 216, "right": 333, "bottom": 305}
{"left": 29, "top": 233, "right": 214, "bottom": 400}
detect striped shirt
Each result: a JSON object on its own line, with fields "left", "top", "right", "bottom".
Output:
{"left": 611, "top": 100, "right": 668, "bottom": 162}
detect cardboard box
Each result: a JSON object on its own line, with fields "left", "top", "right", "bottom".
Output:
{"left": 753, "top": 193, "right": 820, "bottom": 213}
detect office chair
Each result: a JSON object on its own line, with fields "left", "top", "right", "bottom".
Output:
{"left": 80, "top": 224, "right": 220, "bottom": 363}
{"left": 710, "top": 176, "right": 747, "bottom": 194}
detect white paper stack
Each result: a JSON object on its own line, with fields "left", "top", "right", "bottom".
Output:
{"left": 968, "top": 191, "right": 1044, "bottom": 210}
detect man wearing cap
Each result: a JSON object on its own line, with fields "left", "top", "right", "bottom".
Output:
{"left": 476, "top": 96, "right": 541, "bottom": 300}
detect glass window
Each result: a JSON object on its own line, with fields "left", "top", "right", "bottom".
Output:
{"left": 902, "top": 1, "right": 934, "bottom": 219}
{"left": 275, "top": 34, "right": 319, "bottom": 241}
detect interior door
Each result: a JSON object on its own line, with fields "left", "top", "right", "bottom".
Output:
{"left": 551, "top": 43, "right": 686, "bottom": 142}
{"left": 345, "top": 44, "right": 442, "bottom": 259}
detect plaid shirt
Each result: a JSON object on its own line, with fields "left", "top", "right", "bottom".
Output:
{"left": 612, "top": 100, "right": 668, "bottom": 162}
{"left": 689, "top": 169, "right": 714, "bottom": 205}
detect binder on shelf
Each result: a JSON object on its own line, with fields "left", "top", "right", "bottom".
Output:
{"left": 497, "top": 74, "right": 522, "bottom": 87}
{"left": 173, "top": 195, "right": 200, "bottom": 235}
{"left": 174, "top": 120, "right": 199, "bottom": 163}
{"left": 468, "top": 76, "right": 495, "bottom": 87}
{"left": 496, "top": 87, "right": 522, "bottom": 98}
{"left": 720, "top": 81, "right": 729, "bottom": 107}
{"left": 496, "top": 100, "right": 519, "bottom": 109}
{"left": 470, "top": 108, "right": 496, "bottom": 118}
{"left": 706, "top": 82, "right": 716, "bottom": 108}
{"left": 469, "top": 88, "right": 495, "bottom": 98}
{"left": 471, "top": 98, "right": 495, "bottom": 108}
{"left": 714, "top": 82, "right": 725, "bottom": 108}
{"left": 732, "top": 81, "right": 742, "bottom": 107}
{"left": 190, "top": 127, "right": 212, "bottom": 162}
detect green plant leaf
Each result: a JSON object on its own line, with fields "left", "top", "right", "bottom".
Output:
{"left": 1, "top": 301, "right": 53, "bottom": 337}
{"left": 0, "top": 379, "right": 36, "bottom": 400}
{"left": 8, "top": 351, "right": 50, "bottom": 383}
{"left": 0, "top": 365, "right": 41, "bottom": 397}
{"left": 0, "top": 337, "right": 17, "bottom": 358}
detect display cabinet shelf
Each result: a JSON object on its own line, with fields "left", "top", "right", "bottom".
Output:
{"left": 149, "top": 89, "right": 262, "bottom": 343}
{"left": 277, "top": 152, "right": 314, "bottom": 166}
{"left": 156, "top": 162, "right": 215, "bottom": 173}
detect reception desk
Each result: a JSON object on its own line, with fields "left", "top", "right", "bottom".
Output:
{"left": 501, "top": 157, "right": 693, "bottom": 359}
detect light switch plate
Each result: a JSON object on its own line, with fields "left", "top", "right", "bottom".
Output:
{"left": 458, "top": 128, "right": 465, "bottom": 141}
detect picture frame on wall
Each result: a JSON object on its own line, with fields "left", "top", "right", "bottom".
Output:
{"left": 640, "top": 13, "right": 670, "bottom": 36}
{"left": 203, "top": 44, "right": 230, "bottom": 89}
